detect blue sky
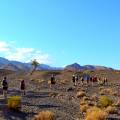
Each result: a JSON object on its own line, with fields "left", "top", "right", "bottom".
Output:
{"left": 0, "top": 0, "right": 120, "bottom": 69}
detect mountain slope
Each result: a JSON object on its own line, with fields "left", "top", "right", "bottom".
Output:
{"left": 0, "top": 57, "right": 63, "bottom": 71}
{"left": 65, "top": 63, "right": 114, "bottom": 71}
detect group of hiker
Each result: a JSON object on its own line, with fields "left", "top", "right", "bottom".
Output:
{"left": 72, "top": 74, "right": 108, "bottom": 86}
{"left": 0, "top": 74, "right": 108, "bottom": 99}
{"left": 50, "top": 73, "right": 108, "bottom": 88}
{"left": 0, "top": 76, "right": 26, "bottom": 99}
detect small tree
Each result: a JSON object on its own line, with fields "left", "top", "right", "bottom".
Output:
{"left": 31, "top": 59, "right": 39, "bottom": 75}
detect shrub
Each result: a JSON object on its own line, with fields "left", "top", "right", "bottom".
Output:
{"left": 80, "top": 100, "right": 87, "bottom": 106}
{"left": 112, "top": 91, "right": 118, "bottom": 96}
{"left": 85, "top": 107, "right": 108, "bottom": 120}
{"left": 7, "top": 96, "right": 21, "bottom": 111}
{"left": 32, "top": 110, "right": 56, "bottom": 120}
{"left": 100, "top": 88, "right": 113, "bottom": 95}
{"left": 83, "top": 96, "right": 89, "bottom": 101}
{"left": 114, "top": 99, "right": 120, "bottom": 107}
{"left": 60, "top": 80, "right": 66, "bottom": 85}
{"left": 91, "top": 94, "right": 98, "bottom": 102}
{"left": 99, "top": 96, "right": 113, "bottom": 108}
{"left": 80, "top": 104, "right": 89, "bottom": 113}
{"left": 105, "top": 106, "right": 118, "bottom": 114}
{"left": 76, "top": 91, "right": 86, "bottom": 98}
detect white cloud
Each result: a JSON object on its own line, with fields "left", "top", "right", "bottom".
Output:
{"left": 0, "top": 41, "right": 10, "bottom": 52}
{"left": 0, "top": 40, "right": 52, "bottom": 64}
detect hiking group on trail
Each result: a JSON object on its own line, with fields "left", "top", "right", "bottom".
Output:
{"left": 0, "top": 73, "right": 108, "bottom": 100}
{"left": 71, "top": 74, "right": 108, "bottom": 86}
{"left": 49, "top": 73, "right": 108, "bottom": 89}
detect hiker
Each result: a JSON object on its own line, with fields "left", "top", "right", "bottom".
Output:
{"left": 20, "top": 80, "right": 26, "bottom": 95}
{"left": 75, "top": 75, "right": 79, "bottom": 86}
{"left": 103, "top": 77, "right": 108, "bottom": 86}
{"left": 105, "top": 77, "right": 108, "bottom": 85}
{"left": 83, "top": 74, "right": 89, "bottom": 85}
{"left": 80, "top": 76, "right": 84, "bottom": 85}
{"left": 2, "top": 76, "right": 8, "bottom": 99}
{"left": 50, "top": 74, "right": 56, "bottom": 88}
{"left": 72, "top": 74, "right": 76, "bottom": 86}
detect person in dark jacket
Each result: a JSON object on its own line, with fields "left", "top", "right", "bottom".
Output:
{"left": 2, "top": 76, "right": 8, "bottom": 99}
{"left": 50, "top": 74, "right": 56, "bottom": 88}
{"left": 20, "top": 80, "right": 26, "bottom": 95}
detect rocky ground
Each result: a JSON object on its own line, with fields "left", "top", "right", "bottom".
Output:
{"left": 0, "top": 70, "right": 120, "bottom": 120}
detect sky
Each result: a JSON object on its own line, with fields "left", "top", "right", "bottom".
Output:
{"left": 0, "top": 0, "right": 120, "bottom": 69}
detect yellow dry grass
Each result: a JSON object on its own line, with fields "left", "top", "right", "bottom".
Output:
{"left": 85, "top": 107, "right": 108, "bottom": 120}
{"left": 76, "top": 91, "right": 86, "bottom": 98}
{"left": 32, "top": 110, "right": 56, "bottom": 120}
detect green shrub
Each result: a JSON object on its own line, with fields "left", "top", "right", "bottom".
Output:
{"left": 99, "top": 96, "right": 113, "bottom": 108}
{"left": 7, "top": 96, "right": 21, "bottom": 111}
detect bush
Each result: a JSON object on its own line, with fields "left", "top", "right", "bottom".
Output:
{"left": 91, "top": 94, "right": 98, "bottom": 102}
{"left": 100, "top": 88, "right": 113, "bottom": 95}
{"left": 105, "top": 106, "right": 118, "bottom": 114}
{"left": 99, "top": 96, "right": 113, "bottom": 108}
{"left": 32, "top": 110, "right": 56, "bottom": 120}
{"left": 85, "top": 107, "right": 108, "bottom": 120}
{"left": 76, "top": 91, "right": 86, "bottom": 98}
{"left": 114, "top": 99, "right": 120, "bottom": 107}
{"left": 7, "top": 96, "right": 21, "bottom": 111}
{"left": 80, "top": 104, "right": 89, "bottom": 113}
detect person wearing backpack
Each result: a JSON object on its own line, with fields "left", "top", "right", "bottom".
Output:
{"left": 50, "top": 74, "right": 56, "bottom": 88}
{"left": 20, "top": 80, "right": 26, "bottom": 96}
{"left": 72, "top": 74, "right": 76, "bottom": 86}
{"left": 2, "top": 76, "right": 8, "bottom": 99}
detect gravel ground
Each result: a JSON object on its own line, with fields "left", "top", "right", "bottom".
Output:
{"left": 0, "top": 71, "right": 120, "bottom": 120}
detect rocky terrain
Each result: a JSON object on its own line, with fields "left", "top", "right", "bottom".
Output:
{"left": 0, "top": 69, "right": 120, "bottom": 120}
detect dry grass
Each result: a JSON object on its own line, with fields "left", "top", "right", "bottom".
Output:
{"left": 112, "top": 91, "right": 118, "bottom": 96}
{"left": 49, "top": 92, "right": 59, "bottom": 98}
{"left": 91, "top": 94, "right": 98, "bottom": 102}
{"left": 32, "top": 110, "right": 56, "bottom": 120}
{"left": 99, "top": 96, "right": 113, "bottom": 108}
{"left": 100, "top": 88, "right": 118, "bottom": 96}
{"left": 85, "top": 107, "right": 108, "bottom": 120}
{"left": 105, "top": 106, "right": 118, "bottom": 114}
{"left": 113, "top": 99, "right": 120, "bottom": 107}
{"left": 60, "top": 79, "right": 67, "bottom": 85}
{"left": 80, "top": 104, "right": 89, "bottom": 113}
{"left": 82, "top": 96, "right": 89, "bottom": 101}
{"left": 7, "top": 96, "right": 21, "bottom": 111}
{"left": 76, "top": 91, "right": 86, "bottom": 98}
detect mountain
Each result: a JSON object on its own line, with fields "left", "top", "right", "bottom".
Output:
{"left": 0, "top": 57, "right": 114, "bottom": 71}
{"left": 11, "top": 61, "right": 30, "bottom": 71}
{"left": 0, "top": 57, "right": 63, "bottom": 71}
{"left": 0, "top": 63, "right": 21, "bottom": 71}
{"left": 65, "top": 63, "right": 84, "bottom": 71}
{"left": 0, "top": 57, "right": 10, "bottom": 65}
{"left": 65, "top": 63, "right": 114, "bottom": 71}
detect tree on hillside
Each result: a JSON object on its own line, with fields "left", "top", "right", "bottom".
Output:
{"left": 31, "top": 59, "right": 39, "bottom": 75}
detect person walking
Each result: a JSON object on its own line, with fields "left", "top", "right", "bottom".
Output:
{"left": 50, "top": 74, "right": 56, "bottom": 88}
{"left": 75, "top": 75, "right": 79, "bottom": 86}
{"left": 72, "top": 74, "right": 76, "bottom": 86}
{"left": 2, "top": 76, "right": 8, "bottom": 99}
{"left": 20, "top": 80, "right": 26, "bottom": 96}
